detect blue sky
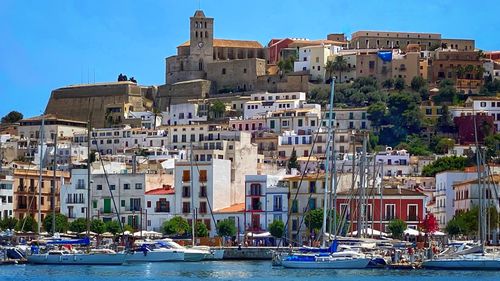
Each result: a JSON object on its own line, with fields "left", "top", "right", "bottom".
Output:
{"left": 1, "top": 0, "right": 498, "bottom": 118}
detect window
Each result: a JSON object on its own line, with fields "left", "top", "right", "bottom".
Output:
{"left": 109, "top": 185, "right": 115, "bottom": 190}
{"left": 199, "top": 170, "right": 207, "bottom": 182}
{"left": 273, "top": 195, "right": 282, "bottom": 211}
{"left": 308, "top": 198, "right": 316, "bottom": 210}
{"left": 385, "top": 204, "right": 396, "bottom": 220}
{"left": 199, "top": 202, "right": 207, "bottom": 214}
{"left": 182, "top": 202, "right": 190, "bottom": 213}
{"left": 156, "top": 199, "right": 170, "bottom": 212}
{"left": 135, "top": 183, "right": 142, "bottom": 190}
{"left": 298, "top": 119, "right": 303, "bottom": 127}
{"left": 182, "top": 170, "right": 190, "bottom": 182}
{"left": 147, "top": 201, "right": 151, "bottom": 208}
{"left": 199, "top": 185, "right": 207, "bottom": 197}
{"left": 121, "top": 200, "right": 125, "bottom": 207}
{"left": 408, "top": 204, "right": 418, "bottom": 221}
{"left": 291, "top": 200, "right": 298, "bottom": 213}
{"left": 480, "top": 102, "right": 486, "bottom": 107}
{"left": 222, "top": 68, "right": 226, "bottom": 75}
{"left": 182, "top": 186, "right": 190, "bottom": 197}
{"left": 292, "top": 219, "right": 298, "bottom": 231}
{"left": 96, "top": 184, "right": 102, "bottom": 190}
{"left": 123, "top": 184, "right": 130, "bottom": 190}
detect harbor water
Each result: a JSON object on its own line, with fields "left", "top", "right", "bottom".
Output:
{"left": 2, "top": 261, "right": 500, "bottom": 281}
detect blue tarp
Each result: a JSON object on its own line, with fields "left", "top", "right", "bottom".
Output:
{"left": 46, "top": 237, "right": 90, "bottom": 245}
{"left": 377, "top": 51, "right": 392, "bottom": 62}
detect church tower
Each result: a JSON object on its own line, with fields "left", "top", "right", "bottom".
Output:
{"left": 189, "top": 10, "right": 214, "bottom": 71}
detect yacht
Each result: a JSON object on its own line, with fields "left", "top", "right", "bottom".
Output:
{"left": 126, "top": 241, "right": 184, "bottom": 262}
{"left": 281, "top": 250, "right": 371, "bottom": 269}
{"left": 158, "top": 239, "right": 210, "bottom": 261}
{"left": 27, "top": 249, "right": 126, "bottom": 265}
{"left": 422, "top": 253, "right": 500, "bottom": 270}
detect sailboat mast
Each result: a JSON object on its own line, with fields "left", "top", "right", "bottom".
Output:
{"left": 322, "top": 79, "right": 335, "bottom": 247}
{"left": 472, "top": 110, "right": 485, "bottom": 251}
{"left": 52, "top": 126, "right": 57, "bottom": 235}
{"left": 37, "top": 116, "right": 45, "bottom": 235}
{"left": 190, "top": 142, "right": 195, "bottom": 247}
{"left": 86, "top": 120, "right": 91, "bottom": 239}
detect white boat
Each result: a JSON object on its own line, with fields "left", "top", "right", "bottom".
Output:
{"left": 157, "top": 239, "right": 210, "bottom": 261}
{"left": 192, "top": 246, "right": 224, "bottom": 260}
{"left": 27, "top": 249, "right": 126, "bottom": 265}
{"left": 126, "top": 242, "right": 184, "bottom": 262}
{"left": 422, "top": 254, "right": 500, "bottom": 270}
{"left": 281, "top": 251, "right": 371, "bottom": 269}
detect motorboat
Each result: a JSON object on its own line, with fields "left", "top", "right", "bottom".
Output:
{"left": 27, "top": 249, "right": 126, "bottom": 265}
{"left": 422, "top": 253, "right": 500, "bottom": 270}
{"left": 192, "top": 245, "right": 224, "bottom": 260}
{"left": 126, "top": 241, "right": 184, "bottom": 262}
{"left": 281, "top": 250, "right": 371, "bottom": 269}
{"left": 157, "top": 239, "right": 210, "bottom": 261}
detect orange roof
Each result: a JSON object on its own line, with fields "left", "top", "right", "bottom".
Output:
{"left": 453, "top": 174, "right": 500, "bottom": 187}
{"left": 214, "top": 203, "right": 245, "bottom": 213}
{"left": 178, "top": 39, "right": 263, "bottom": 49}
{"left": 288, "top": 39, "right": 345, "bottom": 48}
{"left": 145, "top": 185, "right": 175, "bottom": 195}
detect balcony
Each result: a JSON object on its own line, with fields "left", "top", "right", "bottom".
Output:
{"left": 407, "top": 215, "right": 419, "bottom": 221}
{"left": 154, "top": 207, "right": 170, "bottom": 213}
{"left": 273, "top": 206, "right": 283, "bottom": 212}
{"left": 248, "top": 204, "right": 262, "bottom": 211}
{"left": 66, "top": 199, "right": 85, "bottom": 204}
{"left": 76, "top": 184, "right": 86, "bottom": 190}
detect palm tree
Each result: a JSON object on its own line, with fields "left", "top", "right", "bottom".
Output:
{"left": 474, "top": 65, "right": 484, "bottom": 80}
{"left": 464, "top": 64, "right": 474, "bottom": 80}
{"left": 331, "top": 56, "right": 349, "bottom": 83}
{"left": 325, "top": 60, "right": 334, "bottom": 82}
{"left": 455, "top": 65, "right": 465, "bottom": 79}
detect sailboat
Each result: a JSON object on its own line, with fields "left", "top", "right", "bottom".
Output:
{"left": 27, "top": 119, "right": 126, "bottom": 265}
{"left": 422, "top": 113, "right": 500, "bottom": 270}
{"left": 280, "top": 80, "right": 371, "bottom": 269}
{"left": 125, "top": 240, "right": 185, "bottom": 262}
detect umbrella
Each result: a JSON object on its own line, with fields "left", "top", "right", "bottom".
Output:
{"left": 101, "top": 232, "right": 114, "bottom": 238}
{"left": 403, "top": 228, "right": 424, "bottom": 236}
{"left": 430, "top": 87, "right": 439, "bottom": 93}
{"left": 431, "top": 231, "right": 446, "bottom": 236}
{"left": 79, "top": 231, "right": 97, "bottom": 236}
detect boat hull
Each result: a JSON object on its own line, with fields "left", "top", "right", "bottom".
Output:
{"left": 282, "top": 258, "right": 371, "bottom": 269}
{"left": 126, "top": 251, "right": 184, "bottom": 262}
{"left": 27, "top": 253, "right": 127, "bottom": 265}
{"left": 422, "top": 258, "right": 500, "bottom": 270}
{"left": 183, "top": 252, "right": 209, "bottom": 262}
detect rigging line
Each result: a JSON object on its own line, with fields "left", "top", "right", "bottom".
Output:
{"left": 278, "top": 108, "right": 332, "bottom": 248}
{"left": 189, "top": 144, "right": 219, "bottom": 234}
{"left": 92, "top": 130, "right": 125, "bottom": 233}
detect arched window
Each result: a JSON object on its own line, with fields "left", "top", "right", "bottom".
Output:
{"left": 198, "top": 59, "right": 203, "bottom": 71}
{"left": 204, "top": 22, "right": 207, "bottom": 28}
{"left": 205, "top": 31, "right": 208, "bottom": 38}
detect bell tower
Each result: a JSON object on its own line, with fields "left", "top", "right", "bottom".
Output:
{"left": 189, "top": 10, "right": 214, "bottom": 68}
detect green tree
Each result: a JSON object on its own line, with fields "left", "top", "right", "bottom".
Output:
{"left": 0, "top": 217, "right": 18, "bottom": 230}
{"left": 69, "top": 218, "right": 88, "bottom": 233}
{"left": 436, "top": 105, "right": 455, "bottom": 134}
{"left": 388, "top": 219, "right": 407, "bottom": 239}
{"left": 105, "top": 220, "right": 121, "bottom": 234}
{"left": 1, "top": 111, "right": 23, "bottom": 124}
{"left": 287, "top": 148, "right": 299, "bottom": 171}
{"left": 394, "top": 78, "right": 405, "bottom": 91}
{"left": 433, "top": 79, "right": 459, "bottom": 105}
{"left": 210, "top": 100, "right": 226, "bottom": 119}
{"left": 396, "top": 135, "right": 432, "bottom": 156}
{"left": 434, "top": 137, "right": 455, "bottom": 154}
{"left": 43, "top": 213, "right": 69, "bottom": 233}
{"left": 277, "top": 56, "right": 295, "bottom": 74}
{"left": 386, "top": 91, "right": 422, "bottom": 135}
{"left": 123, "top": 224, "right": 134, "bottom": 232}
{"left": 484, "top": 133, "right": 500, "bottom": 163}
{"left": 90, "top": 219, "right": 106, "bottom": 234}
{"left": 216, "top": 219, "right": 237, "bottom": 237}
{"left": 329, "top": 56, "right": 349, "bottom": 83}
{"left": 382, "top": 78, "right": 394, "bottom": 89}
{"left": 445, "top": 219, "right": 463, "bottom": 236}
{"left": 421, "top": 156, "right": 471, "bottom": 177}
{"left": 410, "top": 76, "right": 426, "bottom": 92}
{"left": 304, "top": 208, "right": 324, "bottom": 234}
{"left": 367, "top": 102, "right": 387, "bottom": 129}
{"left": 195, "top": 222, "right": 209, "bottom": 237}
{"left": 268, "top": 220, "right": 285, "bottom": 239}
{"left": 15, "top": 216, "right": 38, "bottom": 232}
{"left": 162, "top": 216, "right": 190, "bottom": 236}
{"left": 419, "top": 88, "right": 430, "bottom": 101}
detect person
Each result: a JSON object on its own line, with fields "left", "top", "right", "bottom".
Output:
{"left": 238, "top": 243, "right": 242, "bottom": 250}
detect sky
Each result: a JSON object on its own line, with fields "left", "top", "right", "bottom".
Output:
{"left": 1, "top": 0, "right": 499, "bottom": 118}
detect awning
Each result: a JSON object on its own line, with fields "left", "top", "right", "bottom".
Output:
{"left": 246, "top": 232, "right": 272, "bottom": 238}
{"left": 347, "top": 228, "right": 388, "bottom": 237}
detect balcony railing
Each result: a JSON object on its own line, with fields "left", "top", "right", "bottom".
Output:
{"left": 155, "top": 207, "right": 170, "bottom": 213}
{"left": 273, "top": 206, "right": 283, "bottom": 212}
{"left": 407, "top": 215, "right": 419, "bottom": 221}
{"left": 66, "top": 199, "right": 85, "bottom": 204}
{"left": 248, "top": 205, "right": 262, "bottom": 211}
{"left": 76, "top": 184, "right": 86, "bottom": 190}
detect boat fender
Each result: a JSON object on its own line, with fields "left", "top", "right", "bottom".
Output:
{"left": 74, "top": 255, "right": 77, "bottom": 261}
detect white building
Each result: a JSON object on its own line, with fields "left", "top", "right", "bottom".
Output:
{"left": 60, "top": 169, "right": 88, "bottom": 221}
{"left": 266, "top": 105, "right": 322, "bottom": 134}
{"left": 243, "top": 92, "right": 306, "bottom": 120}
{"left": 126, "top": 111, "right": 163, "bottom": 129}
{"left": 0, "top": 175, "right": 14, "bottom": 220}
{"left": 375, "top": 147, "right": 412, "bottom": 177}
{"left": 434, "top": 171, "right": 477, "bottom": 229}
{"left": 174, "top": 159, "right": 232, "bottom": 236}
{"left": 294, "top": 45, "right": 340, "bottom": 81}
{"left": 165, "top": 103, "right": 207, "bottom": 125}
{"left": 244, "top": 174, "right": 288, "bottom": 233}
{"left": 91, "top": 173, "right": 151, "bottom": 230}
{"left": 322, "top": 107, "right": 370, "bottom": 131}
{"left": 144, "top": 185, "right": 176, "bottom": 232}
{"left": 450, "top": 96, "right": 500, "bottom": 132}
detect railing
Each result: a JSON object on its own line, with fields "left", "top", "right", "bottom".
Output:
{"left": 66, "top": 199, "right": 85, "bottom": 204}
{"left": 154, "top": 207, "right": 170, "bottom": 213}
{"left": 407, "top": 215, "right": 419, "bottom": 221}
{"left": 76, "top": 184, "right": 86, "bottom": 190}
{"left": 273, "top": 206, "right": 283, "bottom": 212}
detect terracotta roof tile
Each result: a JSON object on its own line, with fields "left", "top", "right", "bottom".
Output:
{"left": 214, "top": 203, "right": 245, "bottom": 213}
{"left": 178, "top": 39, "right": 263, "bottom": 49}
{"left": 145, "top": 185, "right": 175, "bottom": 195}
